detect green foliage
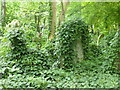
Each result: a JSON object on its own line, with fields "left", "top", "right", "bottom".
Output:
{"left": 1, "top": 19, "right": 119, "bottom": 89}
{"left": 57, "top": 18, "right": 90, "bottom": 67}
{"left": 6, "top": 2, "right": 20, "bottom": 23}
{"left": 0, "top": 2, "right": 119, "bottom": 88}
{"left": 1, "top": 26, "right": 50, "bottom": 73}
{"left": 87, "top": 44, "right": 102, "bottom": 60}
{"left": 80, "top": 2, "right": 120, "bottom": 33}
{"left": 5, "top": 27, "right": 27, "bottom": 60}
{"left": 0, "top": 60, "right": 119, "bottom": 88}
{"left": 106, "top": 30, "right": 120, "bottom": 70}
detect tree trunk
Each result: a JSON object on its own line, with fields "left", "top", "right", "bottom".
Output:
{"left": 48, "top": 0, "right": 56, "bottom": 40}
{"left": 58, "top": 0, "right": 69, "bottom": 26}
{"left": 1, "top": 0, "right": 6, "bottom": 27}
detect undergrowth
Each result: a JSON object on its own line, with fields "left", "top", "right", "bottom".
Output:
{"left": 0, "top": 18, "right": 119, "bottom": 88}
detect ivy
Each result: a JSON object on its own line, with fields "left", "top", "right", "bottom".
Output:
{"left": 57, "top": 18, "right": 90, "bottom": 68}
{"left": 5, "top": 27, "right": 27, "bottom": 60}
{"left": 4, "top": 26, "right": 48, "bottom": 71}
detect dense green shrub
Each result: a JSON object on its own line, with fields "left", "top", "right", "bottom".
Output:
{"left": 56, "top": 18, "right": 90, "bottom": 68}
{"left": 1, "top": 26, "right": 52, "bottom": 74}
{"left": 87, "top": 44, "right": 102, "bottom": 60}
{"left": 0, "top": 65, "right": 119, "bottom": 88}
{"left": 107, "top": 31, "right": 120, "bottom": 71}
{"left": 0, "top": 2, "right": 119, "bottom": 89}
{"left": 5, "top": 27, "right": 27, "bottom": 60}
{"left": 0, "top": 28, "right": 119, "bottom": 88}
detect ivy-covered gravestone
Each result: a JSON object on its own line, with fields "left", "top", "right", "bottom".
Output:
{"left": 5, "top": 20, "right": 27, "bottom": 60}
{"left": 57, "top": 18, "right": 90, "bottom": 68}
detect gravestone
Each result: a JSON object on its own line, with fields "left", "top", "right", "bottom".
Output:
{"left": 73, "top": 38, "right": 84, "bottom": 63}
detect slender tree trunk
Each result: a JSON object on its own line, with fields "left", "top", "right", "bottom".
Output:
{"left": 48, "top": 0, "right": 56, "bottom": 40}
{"left": 58, "top": 0, "right": 69, "bottom": 26}
{"left": 1, "top": 0, "right": 6, "bottom": 27}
